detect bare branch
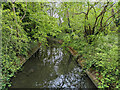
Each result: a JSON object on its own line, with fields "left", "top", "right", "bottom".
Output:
{"left": 20, "top": 1, "right": 27, "bottom": 21}
{"left": 104, "top": 15, "right": 120, "bottom": 28}
{"left": 100, "top": 13, "right": 105, "bottom": 28}
{"left": 95, "top": 15, "right": 120, "bottom": 35}
{"left": 73, "top": 2, "right": 98, "bottom": 17}
{"left": 92, "top": 2, "right": 109, "bottom": 34}
{"left": 104, "top": 9, "right": 120, "bottom": 25}
{"left": 84, "top": 2, "right": 99, "bottom": 35}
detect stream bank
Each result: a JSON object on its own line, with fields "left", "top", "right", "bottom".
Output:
{"left": 46, "top": 37, "right": 100, "bottom": 88}
{"left": 10, "top": 41, "right": 96, "bottom": 88}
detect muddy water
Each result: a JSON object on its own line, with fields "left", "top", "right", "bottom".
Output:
{"left": 10, "top": 43, "right": 96, "bottom": 88}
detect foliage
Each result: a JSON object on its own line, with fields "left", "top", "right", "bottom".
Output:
{"left": 83, "top": 33, "right": 119, "bottom": 88}
{"left": 2, "top": 2, "right": 30, "bottom": 88}
{"left": 2, "top": 1, "right": 119, "bottom": 89}
{"left": 2, "top": 2, "right": 60, "bottom": 88}
{"left": 56, "top": 1, "right": 119, "bottom": 88}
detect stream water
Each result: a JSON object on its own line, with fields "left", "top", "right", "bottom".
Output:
{"left": 10, "top": 42, "right": 96, "bottom": 88}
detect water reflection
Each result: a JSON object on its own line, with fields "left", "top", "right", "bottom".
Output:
{"left": 47, "top": 67, "right": 83, "bottom": 88}
{"left": 10, "top": 43, "right": 96, "bottom": 88}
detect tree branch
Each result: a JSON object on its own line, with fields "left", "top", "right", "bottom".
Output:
{"left": 104, "top": 15, "right": 120, "bottom": 28}
{"left": 104, "top": 9, "right": 120, "bottom": 25}
{"left": 20, "top": 1, "right": 27, "bottom": 21}
{"left": 100, "top": 13, "right": 105, "bottom": 28}
{"left": 95, "top": 15, "right": 120, "bottom": 35}
{"left": 92, "top": 2, "right": 109, "bottom": 34}
{"left": 86, "top": 2, "right": 99, "bottom": 19}
{"left": 84, "top": 2, "right": 99, "bottom": 37}
{"left": 73, "top": 2, "right": 98, "bottom": 17}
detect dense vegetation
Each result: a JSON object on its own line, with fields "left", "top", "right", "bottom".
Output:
{"left": 1, "top": 1, "right": 120, "bottom": 89}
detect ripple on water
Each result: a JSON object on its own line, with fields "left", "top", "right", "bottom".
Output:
{"left": 10, "top": 43, "right": 96, "bottom": 88}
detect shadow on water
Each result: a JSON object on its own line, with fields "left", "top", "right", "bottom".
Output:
{"left": 10, "top": 42, "right": 96, "bottom": 88}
